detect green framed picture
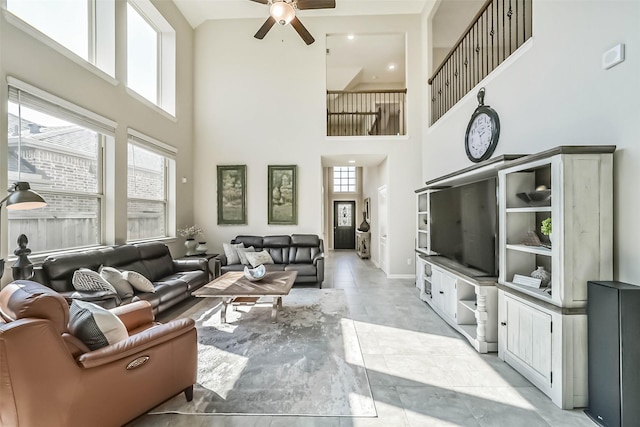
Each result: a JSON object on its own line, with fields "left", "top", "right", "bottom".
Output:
{"left": 268, "top": 165, "right": 297, "bottom": 225}
{"left": 217, "top": 165, "right": 247, "bottom": 225}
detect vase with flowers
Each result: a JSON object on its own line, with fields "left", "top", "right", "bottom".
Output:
{"left": 178, "top": 225, "right": 203, "bottom": 256}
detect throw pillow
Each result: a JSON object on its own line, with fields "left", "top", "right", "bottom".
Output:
{"left": 122, "top": 270, "right": 155, "bottom": 293}
{"left": 237, "top": 246, "right": 256, "bottom": 265}
{"left": 68, "top": 300, "right": 129, "bottom": 351}
{"left": 99, "top": 266, "right": 134, "bottom": 299}
{"left": 245, "top": 250, "right": 275, "bottom": 268}
{"left": 72, "top": 268, "right": 117, "bottom": 295}
{"left": 223, "top": 242, "right": 245, "bottom": 265}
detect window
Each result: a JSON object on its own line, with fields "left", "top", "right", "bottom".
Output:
{"left": 5, "top": 0, "right": 116, "bottom": 77}
{"left": 126, "top": 0, "right": 176, "bottom": 115}
{"left": 127, "top": 132, "right": 176, "bottom": 241}
{"left": 333, "top": 166, "right": 356, "bottom": 192}
{"left": 7, "top": 82, "right": 115, "bottom": 254}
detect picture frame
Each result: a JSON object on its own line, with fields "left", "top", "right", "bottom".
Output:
{"left": 217, "top": 165, "right": 247, "bottom": 225}
{"left": 268, "top": 165, "right": 297, "bottom": 225}
{"left": 364, "top": 197, "right": 371, "bottom": 222}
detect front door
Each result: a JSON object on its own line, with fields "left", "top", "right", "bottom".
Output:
{"left": 334, "top": 201, "right": 355, "bottom": 249}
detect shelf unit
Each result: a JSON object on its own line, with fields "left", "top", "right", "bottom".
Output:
{"left": 497, "top": 146, "right": 615, "bottom": 409}
{"left": 417, "top": 255, "right": 498, "bottom": 353}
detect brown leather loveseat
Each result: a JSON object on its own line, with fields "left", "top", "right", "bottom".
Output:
{"left": 0, "top": 280, "right": 196, "bottom": 427}
{"left": 32, "top": 242, "right": 209, "bottom": 314}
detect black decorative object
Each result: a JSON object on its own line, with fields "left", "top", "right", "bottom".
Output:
{"left": 464, "top": 87, "right": 501, "bottom": 163}
{"left": 12, "top": 234, "right": 34, "bottom": 280}
{"left": 358, "top": 211, "right": 370, "bottom": 232}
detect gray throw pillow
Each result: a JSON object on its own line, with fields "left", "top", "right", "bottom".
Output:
{"left": 99, "top": 266, "right": 134, "bottom": 299}
{"left": 223, "top": 242, "right": 245, "bottom": 265}
{"left": 72, "top": 268, "right": 117, "bottom": 295}
{"left": 68, "top": 300, "right": 129, "bottom": 350}
{"left": 237, "top": 246, "right": 256, "bottom": 265}
{"left": 245, "top": 250, "right": 275, "bottom": 268}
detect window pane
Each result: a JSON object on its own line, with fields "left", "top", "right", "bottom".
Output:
{"left": 127, "top": 145, "right": 165, "bottom": 200}
{"left": 7, "top": 0, "right": 88, "bottom": 60}
{"left": 332, "top": 166, "right": 356, "bottom": 193}
{"left": 127, "top": 143, "right": 167, "bottom": 241}
{"left": 127, "top": 200, "right": 166, "bottom": 240}
{"left": 8, "top": 100, "right": 104, "bottom": 253}
{"left": 127, "top": 3, "right": 158, "bottom": 103}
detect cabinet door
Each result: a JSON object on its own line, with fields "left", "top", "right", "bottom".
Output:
{"left": 441, "top": 273, "right": 457, "bottom": 320}
{"left": 431, "top": 269, "right": 443, "bottom": 308}
{"left": 504, "top": 296, "right": 552, "bottom": 386}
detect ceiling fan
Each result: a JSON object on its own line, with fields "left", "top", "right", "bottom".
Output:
{"left": 250, "top": 0, "right": 336, "bottom": 45}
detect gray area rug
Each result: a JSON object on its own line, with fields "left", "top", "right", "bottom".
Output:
{"left": 149, "top": 288, "right": 376, "bottom": 417}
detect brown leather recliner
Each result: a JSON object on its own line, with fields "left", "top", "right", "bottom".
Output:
{"left": 0, "top": 280, "right": 197, "bottom": 427}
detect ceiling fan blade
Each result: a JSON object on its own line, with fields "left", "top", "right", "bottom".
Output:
{"left": 290, "top": 17, "right": 315, "bottom": 45}
{"left": 249, "top": 0, "right": 269, "bottom": 4}
{"left": 254, "top": 16, "right": 276, "bottom": 39}
{"left": 296, "top": 0, "right": 336, "bottom": 10}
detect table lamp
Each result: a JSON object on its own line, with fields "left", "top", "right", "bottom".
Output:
{"left": 0, "top": 182, "right": 47, "bottom": 278}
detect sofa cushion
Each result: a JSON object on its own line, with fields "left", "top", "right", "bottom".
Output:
{"left": 291, "top": 234, "right": 321, "bottom": 247}
{"left": 68, "top": 300, "right": 128, "bottom": 350}
{"left": 284, "top": 264, "right": 317, "bottom": 277}
{"left": 245, "top": 250, "right": 275, "bottom": 268}
{"left": 263, "top": 235, "right": 291, "bottom": 247}
{"left": 137, "top": 242, "right": 176, "bottom": 281}
{"left": 237, "top": 246, "right": 256, "bottom": 265}
{"left": 72, "top": 269, "right": 118, "bottom": 295}
{"left": 122, "top": 271, "right": 155, "bottom": 293}
{"left": 42, "top": 252, "right": 105, "bottom": 293}
{"left": 267, "top": 247, "right": 289, "bottom": 264}
{"left": 232, "top": 235, "right": 263, "bottom": 249}
{"left": 223, "top": 242, "right": 245, "bottom": 265}
{"left": 99, "top": 266, "right": 134, "bottom": 299}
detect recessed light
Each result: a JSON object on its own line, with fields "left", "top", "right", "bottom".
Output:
{"left": 388, "top": 64, "right": 396, "bottom": 70}
{"left": 348, "top": 160, "right": 356, "bottom": 163}
{"left": 347, "top": 34, "right": 355, "bottom": 40}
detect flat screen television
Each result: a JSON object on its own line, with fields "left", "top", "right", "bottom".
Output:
{"left": 430, "top": 178, "right": 498, "bottom": 276}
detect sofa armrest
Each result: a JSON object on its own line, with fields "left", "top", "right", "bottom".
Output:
{"left": 59, "top": 290, "right": 120, "bottom": 309}
{"left": 217, "top": 254, "right": 228, "bottom": 266}
{"left": 111, "top": 300, "right": 154, "bottom": 332}
{"left": 173, "top": 258, "right": 208, "bottom": 272}
{"left": 77, "top": 318, "right": 196, "bottom": 369}
{"left": 314, "top": 256, "right": 324, "bottom": 286}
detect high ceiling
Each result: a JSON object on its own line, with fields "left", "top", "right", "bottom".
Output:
{"left": 173, "top": 0, "right": 432, "bottom": 28}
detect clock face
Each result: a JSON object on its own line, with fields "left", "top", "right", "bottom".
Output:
{"left": 467, "top": 113, "right": 494, "bottom": 159}
{"left": 464, "top": 106, "right": 500, "bottom": 163}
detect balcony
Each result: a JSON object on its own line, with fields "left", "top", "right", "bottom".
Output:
{"left": 326, "top": 89, "right": 407, "bottom": 136}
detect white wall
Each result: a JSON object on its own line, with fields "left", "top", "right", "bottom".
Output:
{"left": 0, "top": 0, "right": 195, "bottom": 271}
{"left": 422, "top": 1, "right": 640, "bottom": 282}
{"left": 193, "top": 14, "right": 422, "bottom": 276}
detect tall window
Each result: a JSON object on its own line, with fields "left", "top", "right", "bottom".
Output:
{"left": 5, "top": 0, "right": 115, "bottom": 76}
{"left": 127, "top": 133, "right": 175, "bottom": 241}
{"left": 7, "top": 82, "right": 114, "bottom": 253}
{"left": 333, "top": 166, "right": 356, "bottom": 192}
{"left": 126, "top": 0, "right": 176, "bottom": 115}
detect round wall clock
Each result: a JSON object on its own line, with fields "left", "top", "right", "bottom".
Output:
{"left": 464, "top": 88, "right": 500, "bottom": 163}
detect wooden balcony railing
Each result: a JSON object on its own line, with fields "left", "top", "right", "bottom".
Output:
{"left": 326, "top": 89, "right": 407, "bottom": 136}
{"left": 428, "top": 0, "right": 532, "bottom": 124}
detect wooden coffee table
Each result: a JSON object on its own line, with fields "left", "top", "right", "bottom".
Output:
{"left": 192, "top": 270, "right": 297, "bottom": 323}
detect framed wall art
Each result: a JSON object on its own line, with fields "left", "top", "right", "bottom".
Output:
{"left": 268, "top": 165, "right": 297, "bottom": 225}
{"left": 217, "top": 165, "right": 247, "bottom": 225}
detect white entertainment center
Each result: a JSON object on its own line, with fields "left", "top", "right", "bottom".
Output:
{"left": 416, "top": 146, "right": 615, "bottom": 409}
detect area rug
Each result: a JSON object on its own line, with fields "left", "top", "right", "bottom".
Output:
{"left": 149, "top": 288, "right": 376, "bottom": 417}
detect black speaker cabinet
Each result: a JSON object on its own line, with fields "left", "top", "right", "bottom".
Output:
{"left": 586, "top": 281, "right": 640, "bottom": 427}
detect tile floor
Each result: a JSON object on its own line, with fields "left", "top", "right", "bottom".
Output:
{"left": 129, "top": 251, "right": 595, "bottom": 427}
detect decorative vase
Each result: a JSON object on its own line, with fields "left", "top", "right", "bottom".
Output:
{"left": 185, "top": 239, "right": 198, "bottom": 256}
{"left": 196, "top": 242, "right": 208, "bottom": 254}
{"left": 358, "top": 211, "right": 370, "bottom": 232}
{"left": 531, "top": 266, "right": 551, "bottom": 287}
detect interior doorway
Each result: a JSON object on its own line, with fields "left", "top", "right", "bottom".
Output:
{"left": 334, "top": 201, "right": 356, "bottom": 249}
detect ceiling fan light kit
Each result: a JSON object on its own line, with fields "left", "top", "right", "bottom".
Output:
{"left": 251, "top": 0, "right": 336, "bottom": 45}
{"left": 270, "top": 1, "right": 295, "bottom": 25}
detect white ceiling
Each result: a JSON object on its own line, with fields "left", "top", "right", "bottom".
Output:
{"left": 173, "top": 0, "right": 432, "bottom": 29}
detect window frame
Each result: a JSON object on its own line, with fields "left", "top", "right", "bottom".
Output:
{"left": 7, "top": 79, "right": 116, "bottom": 255}
{"left": 333, "top": 166, "right": 357, "bottom": 193}
{"left": 126, "top": 129, "right": 177, "bottom": 243}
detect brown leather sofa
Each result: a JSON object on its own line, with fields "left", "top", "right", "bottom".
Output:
{"left": 32, "top": 242, "right": 209, "bottom": 314}
{"left": 219, "top": 234, "right": 324, "bottom": 287}
{"left": 0, "top": 280, "right": 196, "bottom": 427}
